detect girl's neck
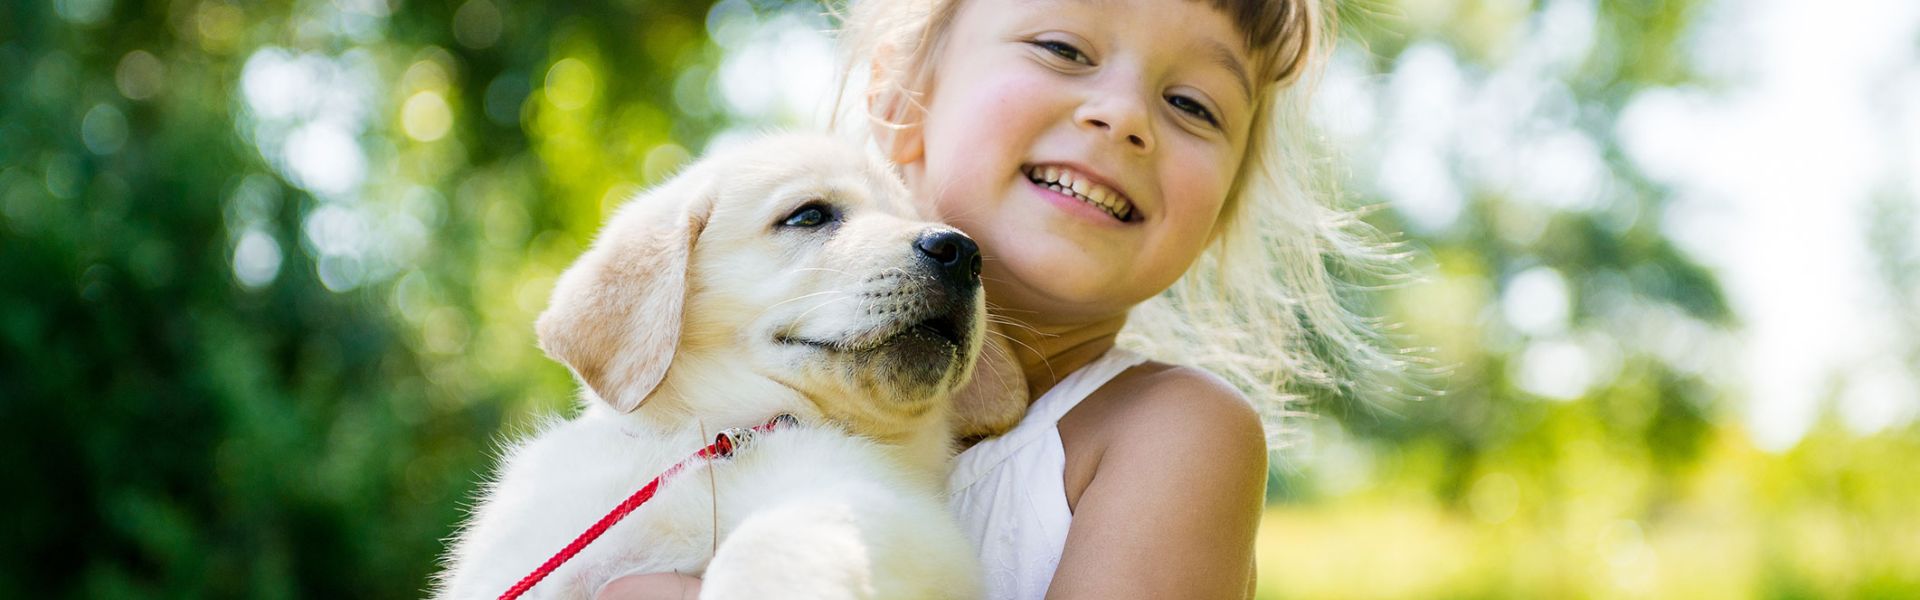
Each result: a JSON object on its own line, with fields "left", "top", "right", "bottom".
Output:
{"left": 1001, "top": 311, "right": 1130, "bottom": 401}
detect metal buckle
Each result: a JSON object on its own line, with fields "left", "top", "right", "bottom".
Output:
{"left": 711, "top": 414, "right": 798, "bottom": 459}
{"left": 712, "top": 427, "right": 754, "bottom": 458}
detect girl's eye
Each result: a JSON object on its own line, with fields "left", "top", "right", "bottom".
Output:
{"left": 781, "top": 203, "right": 836, "bottom": 228}
{"left": 1167, "top": 94, "right": 1219, "bottom": 127}
{"left": 1033, "top": 40, "right": 1091, "bottom": 65}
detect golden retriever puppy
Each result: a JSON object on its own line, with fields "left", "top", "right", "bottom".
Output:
{"left": 435, "top": 133, "right": 986, "bottom": 599}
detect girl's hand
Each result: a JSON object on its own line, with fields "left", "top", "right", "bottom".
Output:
{"left": 595, "top": 572, "right": 702, "bottom": 600}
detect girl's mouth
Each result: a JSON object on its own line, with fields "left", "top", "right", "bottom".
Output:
{"left": 1022, "top": 164, "right": 1134, "bottom": 222}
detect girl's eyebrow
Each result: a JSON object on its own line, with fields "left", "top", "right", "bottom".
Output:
{"left": 1206, "top": 40, "right": 1254, "bottom": 103}
{"left": 1024, "top": 0, "right": 1252, "bottom": 102}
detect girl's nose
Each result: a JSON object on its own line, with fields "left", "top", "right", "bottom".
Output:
{"left": 1075, "top": 94, "right": 1155, "bottom": 154}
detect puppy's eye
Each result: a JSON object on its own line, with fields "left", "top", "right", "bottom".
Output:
{"left": 781, "top": 203, "right": 837, "bottom": 228}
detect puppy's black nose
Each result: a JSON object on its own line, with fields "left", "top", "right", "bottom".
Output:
{"left": 915, "top": 230, "right": 981, "bottom": 287}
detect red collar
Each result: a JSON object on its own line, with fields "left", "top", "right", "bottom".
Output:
{"left": 499, "top": 413, "right": 799, "bottom": 600}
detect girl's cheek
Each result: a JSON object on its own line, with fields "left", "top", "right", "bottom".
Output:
{"left": 1164, "top": 151, "right": 1234, "bottom": 224}
{"left": 922, "top": 73, "right": 1058, "bottom": 210}
{"left": 941, "top": 69, "right": 1059, "bottom": 142}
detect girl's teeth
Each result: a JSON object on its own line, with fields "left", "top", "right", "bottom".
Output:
{"left": 1026, "top": 164, "right": 1132, "bottom": 222}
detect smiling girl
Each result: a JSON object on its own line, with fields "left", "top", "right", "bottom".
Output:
{"left": 602, "top": 0, "right": 1410, "bottom": 597}
{"left": 842, "top": 0, "right": 1413, "bottom": 597}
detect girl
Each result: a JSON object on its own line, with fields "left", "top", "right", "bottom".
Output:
{"left": 604, "top": 0, "right": 1409, "bottom": 597}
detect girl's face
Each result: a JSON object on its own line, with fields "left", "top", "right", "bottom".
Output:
{"left": 889, "top": 0, "right": 1259, "bottom": 326}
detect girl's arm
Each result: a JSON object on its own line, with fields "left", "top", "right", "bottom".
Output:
{"left": 1047, "top": 367, "right": 1269, "bottom": 599}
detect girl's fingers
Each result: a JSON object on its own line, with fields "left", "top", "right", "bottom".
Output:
{"left": 594, "top": 572, "right": 703, "bottom": 600}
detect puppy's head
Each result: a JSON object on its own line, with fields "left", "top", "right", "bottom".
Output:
{"left": 536, "top": 133, "right": 984, "bottom": 437}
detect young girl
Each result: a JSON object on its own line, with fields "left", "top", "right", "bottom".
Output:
{"left": 603, "top": 0, "right": 1407, "bottom": 597}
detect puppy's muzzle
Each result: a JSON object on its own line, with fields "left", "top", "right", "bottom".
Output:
{"left": 899, "top": 228, "right": 979, "bottom": 350}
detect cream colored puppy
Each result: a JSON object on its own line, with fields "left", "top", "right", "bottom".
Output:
{"left": 436, "top": 133, "right": 987, "bottom": 599}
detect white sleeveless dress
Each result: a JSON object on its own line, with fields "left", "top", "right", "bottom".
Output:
{"left": 947, "top": 347, "right": 1149, "bottom": 600}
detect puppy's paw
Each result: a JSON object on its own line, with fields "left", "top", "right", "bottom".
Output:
{"left": 701, "top": 497, "right": 976, "bottom": 600}
{"left": 700, "top": 501, "right": 870, "bottom": 600}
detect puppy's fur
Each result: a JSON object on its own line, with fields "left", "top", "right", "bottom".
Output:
{"left": 436, "top": 134, "right": 988, "bottom": 599}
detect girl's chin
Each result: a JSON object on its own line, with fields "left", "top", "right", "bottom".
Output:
{"left": 984, "top": 258, "right": 1148, "bottom": 318}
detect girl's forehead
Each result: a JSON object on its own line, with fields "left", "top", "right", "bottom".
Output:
{"left": 1007, "top": 0, "right": 1273, "bottom": 39}
{"left": 992, "top": 0, "right": 1262, "bottom": 54}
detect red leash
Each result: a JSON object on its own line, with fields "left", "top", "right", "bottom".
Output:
{"left": 499, "top": 414, "right": 797, "bottom": 600}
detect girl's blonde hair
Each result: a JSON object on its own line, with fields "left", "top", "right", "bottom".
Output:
{"left": 832, "top": 0, "right": 1421, "bottom": 447}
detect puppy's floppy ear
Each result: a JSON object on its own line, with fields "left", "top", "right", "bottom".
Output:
{"left": 949, "top": 321, "right": 1030, "bottom": 441}
{"left": 536, "top": 172, "right": 717, "bottom": 412}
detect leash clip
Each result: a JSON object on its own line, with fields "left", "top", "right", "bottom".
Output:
{"left": 712, "top": 427, "right": 755, "bottom": 458}
{"left": 711, "top": 413, "right": 798, "bottom": 458}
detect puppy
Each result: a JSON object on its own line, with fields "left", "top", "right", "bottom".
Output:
{"left": 436, "top": 133, "right": 986, "bottom": 599}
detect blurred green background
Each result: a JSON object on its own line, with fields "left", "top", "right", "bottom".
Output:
{"left": 2, "top": 0, "right": 1916, "bottom": 597}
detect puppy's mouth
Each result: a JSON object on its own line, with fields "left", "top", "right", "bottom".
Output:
{"left": 905, "top": 314, "right": 965, "bottom": 347}
{"left": 779, "top": 314, "right": 966, "bottom": 353}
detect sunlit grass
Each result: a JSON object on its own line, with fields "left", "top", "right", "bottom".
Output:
{"left": 1254, "top": 425, "right": 1920, "bottom": 599}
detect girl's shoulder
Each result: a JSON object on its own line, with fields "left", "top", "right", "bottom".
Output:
{"left": 1058, "top": 360, "right": 1267, "bottom": 511}
{"left": 1064, "top": 360, "right": 1264, "bottom": 451}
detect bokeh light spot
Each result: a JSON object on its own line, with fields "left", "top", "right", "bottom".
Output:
{"left": 304, "top": 204, "right": 368, "bottom": 258}
{"left": 483, "top": 73, "right": 529, "bottom": 126}
{"left": 391, "top": 271, "right": 434, "bottom": 323}
{"left": 317, "top": 254, "right": 365, "bottom": 292}
{"left": 241, "top": 48, "right": 311, "bottom": 120}
{"left": 1502, "top": 266, "right": 1571, "bottom": 336}
{"left": 452, "top": 0, "right": 503, "bottom": 49}
{"left": 544, "top": 58, "right": 596, "bottom": 111}
{"left": 233, "top": 228, "right": 283, "bottom": 288}
{"left": 193, "top": 2, "right": 245, "bottom": 52}
{"left": 115, "top": 50, "right": 166, "bottom": 100}
{"left": 401, "top": 59, "right": 451, "bottom": 94}
{"left": 642, "top": 143, "right": 690, "bottom": 184}
{"left": 29, "top": 52, "right": 78, "bottom": 105}
{"left": 1513, "top": 338, "right": 1595, "bottom": 400}
{"left": 282, "top": 122, "right": 366, "bottom": 195}
{"left": 423, "top": 306, "right": 471, "bottom": 354}
{"left": 54, "top": 0, "right": 111, "bottom": 25}
{"left": 80, "top": 103, "right": 128, "bottom": 155}
{"left": 42, "top": 153, "right": 82, "bottom": 200}
{"left": 402, "top": 91, "right": 453, "bottom": 142}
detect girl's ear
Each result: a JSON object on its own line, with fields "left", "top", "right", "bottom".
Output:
{"left": 875, "top": 106, "right": 925, "bottom": 166}
{"left": 866, "top": 54, "right": 926, "bottom": 166}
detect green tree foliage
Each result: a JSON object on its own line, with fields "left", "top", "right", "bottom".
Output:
{"left": 1, "top": 0, "right": 727, "bottom": 596}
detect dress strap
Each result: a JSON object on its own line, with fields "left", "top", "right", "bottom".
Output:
{"left": 949, "top": 347, "right": 1150, "bottom": 492}
{"left": 1018, "top": 347, "right": 1149, "bottom": 428}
